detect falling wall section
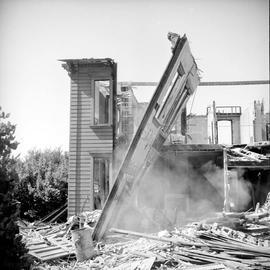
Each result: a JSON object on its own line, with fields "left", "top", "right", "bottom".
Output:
{"left": 61, "top": 59, "right": 117, "bottom": 217}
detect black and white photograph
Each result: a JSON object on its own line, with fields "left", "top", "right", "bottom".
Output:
{"left": 0, "top": 0, "right": 269, "bottom": 269}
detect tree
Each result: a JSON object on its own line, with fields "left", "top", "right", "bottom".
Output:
{"left": 0, "top": 107, "right": 31, "bottom": 269}
{"left": 15, "top": 148, "right": 68, "bottom": 221}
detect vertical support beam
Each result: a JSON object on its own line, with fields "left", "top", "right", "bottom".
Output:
{"left": 213, "top": 101, "right": 218, "bottom": 144}
{"left": 223, "top": 148, "right": 230, "bottom": 212}
{"left": 112, "top": 63, "right": 118, "bottom": 151}
{"left": 230, "top": 119, "right": 233, "bottom": 145}
{"left": 93, "top": 35, "right": 200, "bottom": 241}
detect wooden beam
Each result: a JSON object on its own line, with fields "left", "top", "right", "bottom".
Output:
{"left": 119, "top": 80, "right": 270, "bottom": 87}
{"left": 93, "top": 35, "right": 200, "bottom": 241}
{"left": 199, "top": 80, "right": 270, "bottom": 86}
{"left": 109, "top": 228, "right": 206, "bottom": 247}
{"left": 223, "top": 148, "right": 230, "bottom": 212}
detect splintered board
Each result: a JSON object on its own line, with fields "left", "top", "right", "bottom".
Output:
{"left": 93, "top": 34, "right": 200, "bottom": 241}
{"left": 112, "top": 257, "right": 156, "bottom": 270}
{"left": 27, "top": 237, "right": 75, "bottom": 261}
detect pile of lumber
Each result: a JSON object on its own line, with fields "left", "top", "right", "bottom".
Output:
{"left": 18, "top": 210, "right": 102, "bottom": 264}
{"left": 19, "top": 206, "right": 270, "bottom": 269}
{"left": 227, "top": 145, "right": 269, "bottom": 165}
{"left": 19, "top": 220, "right": 76, "bottom": 262}
{"left": 24, "top": 215, "right": 270, "bottom": 269}
{"left": 103, "top": 220, "right": 270, "bottom": 270}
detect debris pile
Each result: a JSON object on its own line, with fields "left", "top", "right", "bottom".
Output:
{"left": 19, "top": 200, "right": 270, "bottom": 269}
{"left": 226, "top": 142, "right": 270, "bottom": 170}
{"left": 19, "top": 221, "right": 75, "bottom": 262}
{"left": 66, "top": 210, "right": 102, "bottom": 229}
{"left": 18, "top": 211, "right": 101, "bottom": 263}
{"left": 228, "top": 147, "right": 268, "bottom": 163}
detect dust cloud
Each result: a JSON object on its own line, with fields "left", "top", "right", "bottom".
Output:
{"left": 111, "top": 147, "right": 254, "bottom": 233}
{"left": 227, "top": 169, "right": 252, "bottom": 211}
{"left": 113, "top": 156, "right": 225, "bottom": 233}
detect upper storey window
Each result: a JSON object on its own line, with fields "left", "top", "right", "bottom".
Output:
{"left": 94, "top": 80, "right": 111, "bottom": 125}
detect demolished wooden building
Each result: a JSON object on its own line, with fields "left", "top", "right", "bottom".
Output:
{"left": 61, "top": 34, "right": 270, "bottom": 241}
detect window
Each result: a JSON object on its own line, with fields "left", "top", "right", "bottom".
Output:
{"left": 93, "top": 157, "right": 110, "bottom": 209}
{"left": 217, "top": 120, "right": 232, "bottom": 145}
{"left": 94, "top": 80, "right": 111, "bottom": 125}
{"left": 155, "top": 72, "right": 179, "bottom": 120}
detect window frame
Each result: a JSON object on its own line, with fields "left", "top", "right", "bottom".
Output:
{"left": 92, "top": 79, "right": 113, "bottom": 126}
{"left": 92, "top": 155, "right": 111, "bottom": 209}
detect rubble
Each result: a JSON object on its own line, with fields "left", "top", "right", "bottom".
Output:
{"left": 18, "top": 144, "right": 269, "bottom": 269}
{"left": 18, "top": 210, "right": 102, "bottom": 262}
{"left": 228, "top": 147, "right": 268, "bottom": 162}
{"left": 19, "top": 221, "right": 75, "bottom": 262}
{"left": 19, "top": 197, "right": 270, "bottom": 269}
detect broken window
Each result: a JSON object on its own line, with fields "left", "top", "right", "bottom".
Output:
{"left": 94, "top": 80, "right": 111, "bottom": 125}
{"left": 93, "top": 157, "right": 110, "bottom": 209}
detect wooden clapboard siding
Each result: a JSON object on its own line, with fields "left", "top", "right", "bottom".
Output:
{"left": 62, "top": 59, "right": 116, "bottom": 217}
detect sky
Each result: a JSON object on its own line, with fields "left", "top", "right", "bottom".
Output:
{"left": 0, "top": 0, "right": 269, "bottom": 156}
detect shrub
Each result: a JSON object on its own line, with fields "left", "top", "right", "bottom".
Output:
{"left": 0, "top": 107, "right": 31, "bottom": 269}
{"left": 15, "top": 149, "right": 68, "bottom": 221}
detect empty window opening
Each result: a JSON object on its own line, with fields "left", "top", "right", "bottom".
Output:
{"left": 156, "top": 72, "right": 179, "bottom": 120}
{"left": 93, "top": 157, "right": 110, "bottom": 209}
{"left": 94, "top": 80, "right": 111, "bottom": 125}
{"left": 217, "top": 120, "right": 232, "bottom": 145}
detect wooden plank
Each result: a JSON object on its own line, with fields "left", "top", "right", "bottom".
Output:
{"left": 68, "top": 154, "right": 92, "bottom": 158}
{"left": 68, "top": 174, "right": 92, "bottom": 179}
{"left": 69, "top": 161, "right": 91, "bottom": 166}
{"left": 71, "top": 92, "right": 90, "bottom": 96}
{"left": 70, "top": 102, "right": 93, "bottom": 107}
{"left": 27, "top": 238, "right": 75, "bottom": 261}
{"left": 70, "top": 133, "right": 113, "bottom": 137}
{"left": 70, "top": 94, "right": 91, "bottom": 99}
{"left": 121, "top": 80, "right": 270, "bottom": 87}
{"left": 69, "top": 151, "right": 111, "bottom": 157}
{"left": 68, "top": 174, "right": 93, "bottom": 179}
{"left": 223, "top": 148, "right": 230, "bottom": 212}
{"left": 68, "top": 155, "right": 92, "bottom": 159}
{"left": 112, "top": 257, "right": 155, "bottom": 270}
{"left": 110, "top": 228, "right": 205, "bottom": 247}
{"left": 68, "top": 192, "right": 92, "bottom": 197}
{"left": 93, "top": 35, "right": 200, "bottom": 241}
{"left": 69, "top": 140, "right": 113, "bottom": 144}
{"left": 71, "top": 92, "right": 91, "bottom": 96}
{"left": 70, "top": 107, "right": 92, "bottom": 111}
{"left": 70, "top": 109, "right": 92, "bottom": 113}
{"left": 69, "top": 141, "right": 113, "bottom": 146}
{"left": 69, "top": 136, "right": 108, "bottom": 141}
{"left": 88, "top": 149, "right": 112, "bottom": 153}
{"left": 68, "top": 187, "right": 91, "bottom": 191}
{"left": 68, "top": 185, "right": 91, "bottom": 189}
{"left": 69, "top": 142, "right": 112, "bottom": 147}
{"left": 70, "top": 118, "right": 93, "bottom": 122}
{"left": 69, "top": 167, "right": 92, "bottom": 171}
{"left": 70, "top": 148, "right": 111, "bottom": 153}
{"left": 69, "top": 145, "right": 112, "bottom": 151}
{"left": 68, "top": 169, "right": 92, "bottom": 173}
{"left": 69, "top": 124, "right": 92, "bottom": 128}
{"left": 70, "top": 128, "right": 112, "bottom": 132}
